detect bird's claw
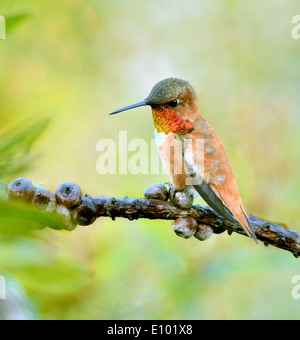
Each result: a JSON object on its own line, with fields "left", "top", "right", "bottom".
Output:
{"left": 169, "top": 187, "right": 176, "bottom": 200}
{"left": 163, "top": 182, "right": 176, "bottom": 200}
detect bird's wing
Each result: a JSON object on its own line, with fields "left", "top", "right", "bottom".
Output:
{"left": 184, "top": 118, "right": 258, "bottom": 243}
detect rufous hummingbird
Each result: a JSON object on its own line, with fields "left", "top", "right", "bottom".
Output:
{"left": 109, "top": 77, "right": 258, "bottom": 244}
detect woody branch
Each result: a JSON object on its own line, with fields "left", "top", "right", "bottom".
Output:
{"left": 94, "top": 194, "right": 300, "bottom": 257}
{"left": 1, "top": 178, "right": 300, "bottom": 258}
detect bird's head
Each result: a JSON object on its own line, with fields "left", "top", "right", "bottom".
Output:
{"left": 109, "top": 78, "right": 198, "bottom": 135}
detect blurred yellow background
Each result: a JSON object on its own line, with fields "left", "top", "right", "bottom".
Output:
{"left": 0, "top": 0, "right": 300, "bottom": 319}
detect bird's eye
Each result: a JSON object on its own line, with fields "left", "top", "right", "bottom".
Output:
{"left": 167, "top": 99, "right": 179, "bottom": 108}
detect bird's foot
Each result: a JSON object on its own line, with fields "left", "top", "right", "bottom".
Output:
{"left": 162, "top": 181, "right": 182, "bottom": 200}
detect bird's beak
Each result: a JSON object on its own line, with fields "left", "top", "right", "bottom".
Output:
{"left": 109, "top": 100, "right": 148, "bottom": 115}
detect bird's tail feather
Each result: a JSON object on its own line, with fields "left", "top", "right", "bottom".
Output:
{"left": 193, "top": 182, "right": 258, "bottom": 244}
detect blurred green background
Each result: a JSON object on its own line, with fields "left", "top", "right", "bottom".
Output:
{"left": 0, "top": 0, "right": 300, "bottom": 320}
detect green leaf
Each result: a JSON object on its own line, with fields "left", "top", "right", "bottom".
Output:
{"left": 0, "top": 275, "right": 39, "bottom": 320}
{"left": 0, "top": 200, "right": 66, "bottom": 235}
{"left": 0, "top": 118, "right": 51, "bottom": 179}
{"left": 5, "top": 13, "right": 30, "bottom": 33}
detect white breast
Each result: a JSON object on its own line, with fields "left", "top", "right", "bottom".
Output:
{"left": 154, "top": 130, "right": 171, "bottom": 149}
{"left": 154, "top": 129, "right": 203, "bottom": 197}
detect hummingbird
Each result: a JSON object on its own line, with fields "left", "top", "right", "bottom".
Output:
{"left": 109, "top": 77, "right": 258, "bottom": 244}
